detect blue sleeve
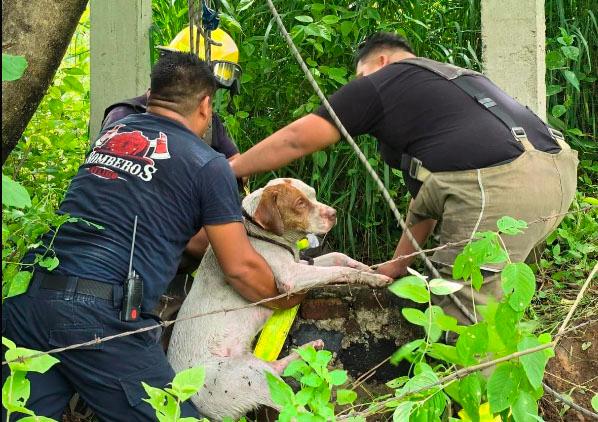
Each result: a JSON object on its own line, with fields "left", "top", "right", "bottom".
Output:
{"left": 196, "top": 156, "right": 243, "bottom": 226}
{"left": 211, "top": 115, "right": 239, "bottom": 159}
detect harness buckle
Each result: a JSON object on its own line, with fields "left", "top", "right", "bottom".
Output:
{"left": 548, "top": 127, "right": 565, "bottom": 141}
{"left": 409, "top": 157, "right": 423, "bottom": 179}
{"left": 511, "top": 127, "right": 527, "bottom": 139}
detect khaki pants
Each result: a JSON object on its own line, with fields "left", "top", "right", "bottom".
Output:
{"left": 407, "top": 142, "right": 578, "bottom": 323}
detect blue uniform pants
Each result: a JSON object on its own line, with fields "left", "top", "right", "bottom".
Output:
{"left": 1, "top": 275, "right": 199, "bottom": 421}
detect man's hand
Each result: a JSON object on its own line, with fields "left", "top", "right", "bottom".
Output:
{"left": 205, "top": 222, "right": 303, "bottom": 309}
{"left": 230, "top": 114, "right": 340, "bottom": 178}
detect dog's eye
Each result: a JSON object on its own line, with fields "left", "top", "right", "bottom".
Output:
{"left": 295, "top": 199, "right": 306, "bottom": 209}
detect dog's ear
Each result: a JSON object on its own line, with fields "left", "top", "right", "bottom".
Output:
{"left": 253, "top": 188, "right": 284, "bottom": 236}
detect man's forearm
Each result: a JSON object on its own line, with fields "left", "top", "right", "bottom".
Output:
{"left": 376, "top": 218, "right": 437, "bottom": 278}
{"left": 231, "top": 114, "right": 340, "bottom": 178}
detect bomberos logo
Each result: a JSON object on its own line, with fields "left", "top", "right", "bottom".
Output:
{"left": 85, "top": 124, "right": 170, "bottom": 182}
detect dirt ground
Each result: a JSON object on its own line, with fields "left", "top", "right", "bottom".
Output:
{"left": 540, "top": 319, "right": 598, "bottom": 421}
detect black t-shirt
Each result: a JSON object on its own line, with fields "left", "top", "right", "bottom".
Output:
{"left": 316, "top": 60, "right": 561, "bottom": 196}
{"left": 28, "top": 113, "right": 243, "bottom": 311}
{"left": 102, "top": 94, "right": 240, "bottom": 159}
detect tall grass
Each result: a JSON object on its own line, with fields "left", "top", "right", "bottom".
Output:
{"left": 151, "top": 0, "right": 594, "bottom": 263}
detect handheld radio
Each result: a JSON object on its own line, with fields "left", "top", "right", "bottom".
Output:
{"left": 121, "top": 215, "right": 143, "bottom": 322}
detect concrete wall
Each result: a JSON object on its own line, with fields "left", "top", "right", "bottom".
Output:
{"left": 285, "top": 285, "right": 421, "bottom": 392}
{"left": 89, "top": 0, "right": 152, "bottom": 138}
{"left": 482, "top": 0, "right": 546, "bottom": 120}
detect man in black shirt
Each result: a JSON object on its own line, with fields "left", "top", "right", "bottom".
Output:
{"left": 231, "top": 32, "right": 578, "bottom": 323}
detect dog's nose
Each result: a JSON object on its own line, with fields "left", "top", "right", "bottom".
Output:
{"left": 325, "top": 207, "right": 337, "bottom": 220}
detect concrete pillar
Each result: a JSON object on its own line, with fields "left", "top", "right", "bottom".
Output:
{"left": 481, "top": 0, "right": 546, "bottom": 120}
{"left": 89, "top": 0, "right": 152, "bottom": 138}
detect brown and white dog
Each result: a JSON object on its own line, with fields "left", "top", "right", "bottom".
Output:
{"left": 167, "top": 178, "right": 391, "bottom": 420}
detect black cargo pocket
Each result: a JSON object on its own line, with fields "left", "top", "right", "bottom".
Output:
{"left": 48, "top": 327, "right": 104, "bottom": 350}
{"left": 119, "top": 358, "right": 173, "bottom": 407}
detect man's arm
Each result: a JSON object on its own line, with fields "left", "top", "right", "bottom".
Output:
{"left": 205, "top": 222, "right": 304, "bottom": 309}
{"left": 230, "top": 114, "right": 341, "bottom": 178}
{"left": 376, "top": 215, "right": 437, "bottom": 279}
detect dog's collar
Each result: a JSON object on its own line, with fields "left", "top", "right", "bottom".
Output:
{"left": 242, "top": 209, "right": 301, "bottom": 262}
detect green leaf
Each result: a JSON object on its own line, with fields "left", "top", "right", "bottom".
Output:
{"left": 551, "top": 104, "right": 567, "bottom": 118}
{"left": 496, "top": 216, "right": 528, "bottom": 235}
{"left": 501, "top": 263, "right": 536, "bottom": 311}
{"left": 428, "top": 343, "right": 463, "bottom": 365}
{"left": 236, "top": 0, "right": 256, "bottom": 12}
{"left": 297, "top": 345, "right": 317, "bottom": 363}
{"left": 266, "top": 372, "right": 295, "bottom": 407}
{"left": 423, "top": 306, "right": 444, "bottom": 343}
{"left": 312, "top": 151, "right": 328, "bottom": 168}
{"left": 456, "top": 323, "right": 489, "bottom": 364}
{"left": 562, "top": 70, "right": 580, "bottom": 91}
{"left": 546, "top": 85, "right": 563, "bottom": 96}
{"left": 328, "top": 369, "right": 347, "bottom": 386}
{"left": 170, "top": 366, "right": 205, "bottom": 401}
{"left": 321, "top": 15, "right": 340, "bottom": 25}
{"left": 487, "top": 362, "right": 522, "bottom": 413}
{"left": 592, "top": 394, "right": 598, "bottom": 412}
{"left": 545, "top": 50, "right": 565, "bottom": 69}
{"left": 5, "top": 348, "right": 60, "bottom": 373}
{"left": 2, "top": 337, "right": 17, "bottom": 349}
{"left": 495, "top": 302, "right": 520, "bottom": 348}
{"left": 401, "top": 308, "right": 426, "bottom": 326}
{"left": 20, "top": 417, "right": 58, "bottom": 422}
{"left": 340, "top": 21, "right": 353, "bottom": 37}
{"left": 390, "top": 339, "right": 424, "bottom": 365}
{"left": 429, "top": 278, "right": 463, "bottom": 295}
{"left": 560, "top": 45, "right": 579, "bottom": 61}
{"left": 2, "top": 174, "right": 32, "bottom": 208}
{"left": 392, "top": 401, "right": 414, "bottom": 421}
{"left": 2, "top": 53, "right": 28, "bottom": 81}
{"left": 518, "top": 337, "right": 550, "bottom": 389}
{"left": 389, "top": 276, "right": 430, "bottom": 303}
{"left": 6, "top": 271, "right": 33, "bottom": 298}
{"left": 2, "top": 371, "right": 31, "bottom": 413}
{"left": 38, "top": 256, "right": 60, "bottom": 271}
{"left": 512, "top": 390, "right": 538, "bottom": 422}
{"left": 459, "top": 373, "right": 482, "bottom": 422}
{"left": 63, "top": 75, "right": 85, "bottom": 93}
{"left": 336, "top": 389, "right": 357, "bottom": 405}
{"left": 283, "top": 359, "right": 309, "bottom": 377}
{"left": 295, "top": 15, "right": 314, "bottom": 23}
{"left": 295, "top": 387, "right": 313, "bottom": 406}
{"left": 301, "top": 372, "right": 323, "bottom": 387}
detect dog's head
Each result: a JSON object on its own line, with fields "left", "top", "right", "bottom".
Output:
{"left": 242, "top": 178, "right": 337, "bottom": 237}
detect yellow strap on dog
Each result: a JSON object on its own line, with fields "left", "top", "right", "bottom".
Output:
{"left": 253, "top": 305, "right": 299, "bottom": 361}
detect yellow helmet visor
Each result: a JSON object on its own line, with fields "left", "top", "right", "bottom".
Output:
{"left": 211, "top": 60, "right": 242, "bottom": 88}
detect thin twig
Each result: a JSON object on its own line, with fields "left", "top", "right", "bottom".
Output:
{"left": 543, "top": 382, "right": 598, "bottom": 420}
{"left": 556, "top": 262, "right": 598, "bottom": 338}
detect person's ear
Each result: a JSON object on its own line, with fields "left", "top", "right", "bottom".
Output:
{"left": 199, "top": 95, "right": 212, "bottom": 120}
{"left": 379, "top": 54, "right": 389, "bottom": 67}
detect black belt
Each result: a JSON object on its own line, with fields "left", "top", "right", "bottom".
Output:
{"left": 38, "top": 273, "right": 114, "bottom": 301}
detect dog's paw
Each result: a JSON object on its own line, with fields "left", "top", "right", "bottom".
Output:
{"left": 301, "top": 339, "right": 325, "bottom": 350}
{"left": 363, "top": 273, "right": 393, "bottom": 287}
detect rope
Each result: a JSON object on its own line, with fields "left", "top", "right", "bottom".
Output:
{"left": 263, "top": 0, "right": 476, "bottom": 323}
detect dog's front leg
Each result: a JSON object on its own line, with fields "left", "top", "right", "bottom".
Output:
{"left": 312, "top": 252, "right": 371, "bottom": 270}
{"left": 275, "top": 263, "right": 392, "bottom": 293}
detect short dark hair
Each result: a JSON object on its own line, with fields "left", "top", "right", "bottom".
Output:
{"left": 149, "top": 51, "right": 217, "bottom": 116}
{"left": 356, "top": 32, "right": 414, "bottom": 64}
